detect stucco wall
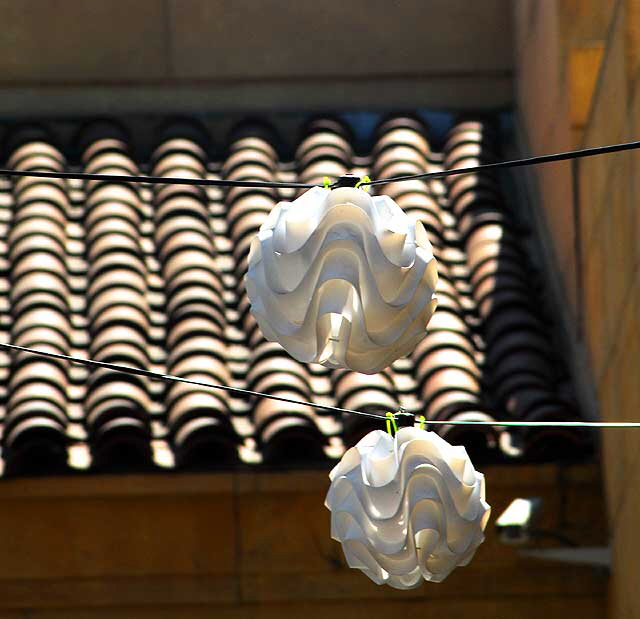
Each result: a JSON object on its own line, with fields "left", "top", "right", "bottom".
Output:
{"left": 0, "top": 466, "right": 606, "bottom": 618}
{"left": 513, "top": 1, "right": 640, "bottom": 617}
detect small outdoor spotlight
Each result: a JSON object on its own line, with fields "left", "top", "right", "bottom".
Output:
{"left": 495, "top": 497, "right": 542, "bottom": 545}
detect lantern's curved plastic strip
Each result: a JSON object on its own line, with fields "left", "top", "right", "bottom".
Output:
{"left": 0, "top": 341, "right": 638, "bottom": 429}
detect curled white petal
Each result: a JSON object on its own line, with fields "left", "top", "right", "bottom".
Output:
{"left": 245, "top": 187, "right": 438, "bottom": 373}
{"left": 325, "top": 427, "right": 490, "bottom": 589}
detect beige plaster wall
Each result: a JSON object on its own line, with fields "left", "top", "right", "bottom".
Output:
{"left": 514, "top": 1, "right": 640, "bottom": 616}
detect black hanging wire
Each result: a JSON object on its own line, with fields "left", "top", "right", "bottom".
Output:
{"left": 1, "top": 139, "right": 639, "bottom": 190}
{"left": 362, "top": 139, "right": 640, "bottom": 186}
{"left": 0, "top": 168, "right": 316, "bottom": 190}
{"left": 0, "top": 138, "right": 639, "bottom": 428}
{"left": 0, "top": 342, "right": 405, "bottom": 422}
{"left": 0, "top": 342, "right": 638, "bottom": 428}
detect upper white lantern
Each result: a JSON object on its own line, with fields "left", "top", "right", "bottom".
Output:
{"left": 325, "top": 427, "right": 490, "bottom": 589}
{"left": 245, "top": 186, "right": 438, "bottom": 374}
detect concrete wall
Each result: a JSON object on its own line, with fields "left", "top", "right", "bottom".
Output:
{"left": 513, "top": 1, "right": 640, "bottom": 617}
{"left": 0, "top": 0, "right": 514, "bottom": 114}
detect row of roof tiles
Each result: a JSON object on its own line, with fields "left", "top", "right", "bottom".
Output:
{"left": 0, "top": 115, "right": 589, "bottom": 476}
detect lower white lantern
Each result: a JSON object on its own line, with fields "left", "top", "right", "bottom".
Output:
{"left": 245, "top": 186, "right": 438, "bottom": 374}
{"left": 325, "top": 427, "right": 490, "bottom": 589}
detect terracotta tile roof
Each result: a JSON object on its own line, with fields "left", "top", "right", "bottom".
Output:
{"left": 0, "top": 115, "right": 590, "bottom": 476}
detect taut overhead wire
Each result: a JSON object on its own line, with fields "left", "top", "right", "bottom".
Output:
{"left": 1, "top": 139, "right": 638, "bottom": 190}
{"left": 0, "top": 342, "right": 637, "bottom": 429}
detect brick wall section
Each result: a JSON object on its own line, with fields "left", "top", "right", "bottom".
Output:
{"left": 514, "top": 1, "right": 640, "bottom": 617}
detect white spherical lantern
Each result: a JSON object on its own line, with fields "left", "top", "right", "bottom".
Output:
{"left": 245, "top": 186, "right": 438, "bottom": 374}
{"left": 325, "top": 426, "right": 490, "bottom": 589}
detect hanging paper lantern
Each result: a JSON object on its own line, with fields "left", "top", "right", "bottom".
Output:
{"left": 245, "top": 186, "right": 438, "bottom": 374}
{"left": 325, "top": 426, "right": 490, "bottom": 589}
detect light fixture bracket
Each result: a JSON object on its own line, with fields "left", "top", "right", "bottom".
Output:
{"left": 332, "top": 173, "right": 361, "bottom": 188}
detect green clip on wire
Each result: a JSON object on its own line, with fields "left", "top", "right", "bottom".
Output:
{"left": 386, "top": 412, "right": 399, "bottom": 436}
{"left": 323, "top": 177, "right": 332, "bottom": 190}
{"left": 418, "top": 415, "right": 426, "bottom": 431}
{"left": 355, "top": 175, "right": 371, "bottom": 192}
